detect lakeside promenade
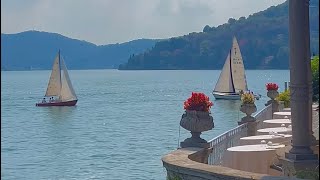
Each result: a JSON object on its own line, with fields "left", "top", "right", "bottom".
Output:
{"left": 162, "top": 102, "right": 319, "bottom": 179}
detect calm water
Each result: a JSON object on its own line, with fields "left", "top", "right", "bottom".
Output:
{"left": 1, "top": 70, "right": 289, "bottom": 180}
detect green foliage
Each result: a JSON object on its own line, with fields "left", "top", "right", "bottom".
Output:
{"left": 228, "top": 18, "right": 236, "bottom": 24}
{"left": 311, "top": 56, "right": 319, "bottom": 102}
{"left": 276, "top": 90, "right": 290, "bottom": 108}
{"left": 295, "top": 169, "right": 319, "bottom": 180}
{"left": 241, "top": 93, "right": 255, "bottom": 104}
{"left": 203, "top": 25, "right": 211, "bottom": 33}
{"left": 119, "top": 0, "right": 319, "bottom": 70}
{"left": 167, "top": 175, "right": 182, "bottom": 180}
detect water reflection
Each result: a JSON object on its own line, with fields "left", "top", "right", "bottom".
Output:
{"left": 213, "top": 99, "right": 241, "bottom": 110}
{"left": 212, "top": 99, "right": 243, "bottom": 126}
{"left": 43, "top": 106, "right": 77, "bottom": 121}
{"left": 42, "top": 106, "right": 78, "bottom": 179}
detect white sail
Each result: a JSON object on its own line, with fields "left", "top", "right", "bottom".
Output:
{"left": 45, "top": 54, "right": 61, "bottom": 97}
{"left": 213, "top": 52, "right": 235, "bottom": 93}
{"left": 212, "top": 36, "right": 260, "bottom": 100}
{"left": 230, "top": 37, "right": 248, "bottom": 92}
{"left": 60, "top": 56, "right": 77, "bottom": 101}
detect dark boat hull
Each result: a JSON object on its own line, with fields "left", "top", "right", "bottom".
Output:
{"left": 36, "top": 100, "right": 77, "bottom": 107}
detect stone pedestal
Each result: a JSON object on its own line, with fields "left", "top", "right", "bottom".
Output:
{"left": 279, "top": 101, "right": 285, "bottom": 111}
{"left": 279, "top": 157, "right": 319, "bottom": 177}
{"left": 266, "top": 100, "right": 280, "bottom": 114}
{"left": 180, "top": 132, "right": 210, "bottom": 148}
{"left": 265, "top": 90, "right": 280, "bottom": 113}
{"left": 238, "top": 103, "right": 257, "bottom": 136}
{"left": 180, "top": 110, "right": 214, "bottom": 148}
{"left": 239, "top": 103, "right": 257, "bottom": 125}
{"left": 246, "top": 121, "right": 258, "bottom": 136}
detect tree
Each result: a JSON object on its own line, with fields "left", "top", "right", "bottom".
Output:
{"left": 203, "top": 25, "right": 211, "bottom": 32}
{"left": 311, "top": 56, "right": 319, "bottom": 102}
{"left": 239, "top": 16, "right": 246, "bottom": 21}
{"left": 228, "top": 18, "right": 236, "bottom": 24}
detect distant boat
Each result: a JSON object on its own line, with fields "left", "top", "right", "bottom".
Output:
{"left": 212, "top": 36, "right": 260, "bottom": 100}
{"left": 36, "top": 50, "right": 78, "bottom": 106}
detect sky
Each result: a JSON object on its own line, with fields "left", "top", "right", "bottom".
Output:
{"left": 1, "top": 0, "right": 286, "bottom": 45}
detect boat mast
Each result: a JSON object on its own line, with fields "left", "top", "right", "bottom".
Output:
{"left": 58, "top": 49, "right": 62, "bottom": 98}
{"left": 229, "top": 49, "right": 235, "bottom": 93}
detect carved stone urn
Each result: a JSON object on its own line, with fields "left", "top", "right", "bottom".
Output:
{"left": 238, "top": 103, "right": 257, "bottom": 125}
{"left": 265, "top": 90, "right": 280, "bottom": 112}
{"left": 267, "top": 90, "right": 279, "bottom": 100}
{"left": 180, "top": 110, "right": 214, "bottom": 148}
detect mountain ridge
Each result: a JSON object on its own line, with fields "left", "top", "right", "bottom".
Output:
{"left": 118, "top": 0, "right": 319, "bottom": 70}
{"left": 2, "top": 0, "right": 319, "bottom": 71}
{"left": 1, "top": 30, "right": 158, "bottom": 70}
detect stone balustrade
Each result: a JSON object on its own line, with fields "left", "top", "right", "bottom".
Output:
{"left": 162, "top": 98, "right": 318, "bottom": 179}
{"left": 162, "top": 147, "right": 302, "bottom": 180}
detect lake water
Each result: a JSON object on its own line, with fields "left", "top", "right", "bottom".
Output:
{"left": 1, "top": 70, "right": 289, "bottom": 180}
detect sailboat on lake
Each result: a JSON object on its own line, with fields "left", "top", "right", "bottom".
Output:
{"left": 212, "top": 36, "right": 260, "bottom": 100}
{"left": 36, "top": 50, "right": 78, "bottom": 106}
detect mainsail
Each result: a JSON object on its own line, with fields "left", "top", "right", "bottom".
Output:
{"left": 230, "top": 37, "right": 248, "bottom": 92}
{"left": 44, "top": 51, "right": 77, "bottom": 101}
{"left": 45, "top": 54, "right": 61, "bottom": 97}
{"left": 213, "top": 36, "right": 248, "bottom": 93}
{"left": 213, "top": 52, "right": 235, "bottom": 93}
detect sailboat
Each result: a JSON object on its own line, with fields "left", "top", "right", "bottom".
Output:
{"left": 212, "top": 36, "right": 260, "bottom": 100}
{"left": 36, "top": 50, "right": 78, "bottom": 106}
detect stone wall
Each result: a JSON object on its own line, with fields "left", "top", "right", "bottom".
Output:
{"left": 162, "top": 148, "right": 302, "bottom": 180}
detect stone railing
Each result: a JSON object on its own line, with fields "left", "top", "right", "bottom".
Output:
{"left": 161, "top": 104, "right": 304, "bottom": 179}
{"left": 162, "top": 148, "right": 301, "bottom": 180}
{"left": 208, "top": 123, "right": 248, "bottom": 165}
{"left": 255, "top": 104, "right": 273, "bottom": 130}
{"left": 208, "top": 104, "right": 273, "bottom": 165}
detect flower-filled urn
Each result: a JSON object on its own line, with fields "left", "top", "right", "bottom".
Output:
{"left": 239, "top": 92, "right": 257, "bottom": 124}
{"left": 266, "top": 83, "right": 279, "bottom": 100}
{"left": 265, "top": 82, "right": 280, "bottom": 112}
{"left": 180, "top": 92, "right": 214, "bottom": 148}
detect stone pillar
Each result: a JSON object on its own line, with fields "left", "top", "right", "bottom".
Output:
{"left": 285, "top": 0, "right": 318, "bottom": 162}
{"left": 238, "top": 120, "right": 257, "bottom": 136}
{"left": 280, "top": 1, "right": 318, "bottom": 175}
{"left": 246, "top": 121, "right": 258, "bottom": 136}
{"left": 270, "top": 101, "right": 279, "bottom": 113}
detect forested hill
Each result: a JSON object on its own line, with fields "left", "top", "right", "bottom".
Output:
{"left": 119, "top": 0, "right": 319, "bottom": 70}
{"left": 1, "top": 31, "right": 157, "bottom": 70}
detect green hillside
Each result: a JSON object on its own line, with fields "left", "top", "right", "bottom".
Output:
{"left": 119, "top": 0, "right": 319, "bottom": 70}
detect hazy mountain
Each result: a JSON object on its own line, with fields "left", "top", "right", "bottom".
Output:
{"left": 1, "top": 31, "right": 157, "bottom": 70}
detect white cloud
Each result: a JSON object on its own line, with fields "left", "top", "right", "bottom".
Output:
{"left": 1, "top": 0, "right": 286, "bottom": 45}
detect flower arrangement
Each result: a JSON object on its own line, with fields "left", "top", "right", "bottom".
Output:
{"left": 241, "top": 92, "right": 255, "bottom": 104}
{"left": 266, "top": 83, "right": 279, "bottom": 91}
{"left": 276, "top": 90, "right": 290, "bottom": 108}
{"left": 183, "top": 92, "right": 213, "bottom": 112}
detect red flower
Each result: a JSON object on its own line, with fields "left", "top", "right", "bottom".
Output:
{"left": 266, "top": 83, "right": 279, "bottom": 91}
{"left": 183, "top": 92, "right": 213, "bottom": 112}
